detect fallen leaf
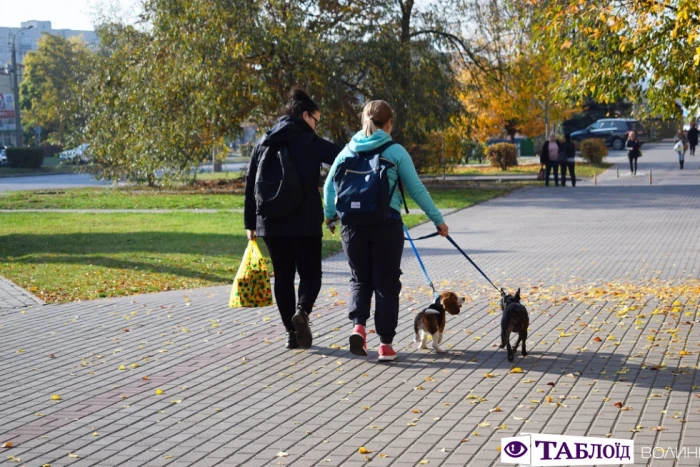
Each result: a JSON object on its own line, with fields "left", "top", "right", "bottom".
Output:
{"left": 477, "top": 421, "right": 490, "bottom": 428}
{"left": 155, "top": 389, "right": 164, "bottom": 395}
{"left": 276, "top": 452, "right": 289, "bottom": 457}
{"left": 614, "top": 402, "right": 623, "bottom": 408}
{"left": 412, "top": 409, "right": 422, "bottom": 414}
{"left": 651, "top": 426, "right": 667, "bottom": 431}
{"left": 489, "top": 407, "right": 502, "bottom": 413}
{"left": 50, "top": 394, "right": 61, "bottom": 401}
{"left": 593, "top": 337, "right": 603, "bottom": 342}
{"left": 68, "top": 452, "right": 79, "bottom": 458}
{"left": 1, "top": 442, "right": 13, "bottom": 448}
{"left": 418, "top": 460, "right": 429, "bottom": 465}
{"left": 358, "top": 447, "right": 372, "bottom": 454}
{"left": 510, "top": 367, "right": 523, "bottom": 374}
{"left": 142, "top": 376, "right": 149, "bottom": 381}
{"left": 92, "top": 432, "right": 99, "bottom": 436}
{"left": 379, "top": 453, "right": 388, "bottom": 458}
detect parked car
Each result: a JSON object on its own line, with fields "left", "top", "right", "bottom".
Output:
{"left": 0, "top": 148, "right": 7, "bottom": 166}
{"left": 570, "top": 118, "right": 648, "bottom": 150}
{"left": 59, "top": 144, "right": 90, "bottom": 165}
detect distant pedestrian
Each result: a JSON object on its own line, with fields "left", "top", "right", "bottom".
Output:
{"left": 559, "top": 133, "right": 577, "bottom": 187}
{"left": 625, "top": 131, "right": 642, "bottom": 175}
{"left": 244, "top": 88, "right": 342, "bottom": 350}
{"left": 674, "top": 129, "right": 688, "bottom": 158}
{"left": 688, "top": 122, "right": 698, "bottom": 157}
{"left": 674, "top": 138, "right": 685, "bottom": 169}
{"left": 540, "top": 132, "right": 561, "bottom": 186}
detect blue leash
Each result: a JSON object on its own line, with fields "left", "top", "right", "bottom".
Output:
{"left": 403, "top": 224, "right": 439, "bottom": 299}
{"left": 403, "top": 229, "right": 500, "bottom": 292}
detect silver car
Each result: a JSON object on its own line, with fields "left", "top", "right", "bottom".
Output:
{"left": 0, "top": 148, "right": 7, "bottom": 166}
{"left": 59, "top": 144, "right": 90, "bottom": 165}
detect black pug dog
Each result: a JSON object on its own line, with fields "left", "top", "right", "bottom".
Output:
{"left": 499, "top": 288, "right": 529, "bottom": 362}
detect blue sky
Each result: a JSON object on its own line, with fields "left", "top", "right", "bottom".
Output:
{"left": 2, "top": 0, "right": 139, "bottom": 31}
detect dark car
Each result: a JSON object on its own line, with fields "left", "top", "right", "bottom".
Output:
{"left": 570, "top": 118, "right": 648, "bottom": 150}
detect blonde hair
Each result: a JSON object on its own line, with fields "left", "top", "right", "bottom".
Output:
{"left": 362, "top": 100, "right": 393, "bottom": 137}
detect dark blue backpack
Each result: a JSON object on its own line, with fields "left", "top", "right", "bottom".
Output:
{"left": 333, "top": 141, "right": 408, "bottom": 225}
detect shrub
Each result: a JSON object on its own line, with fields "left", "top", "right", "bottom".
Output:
{"left": 6, "top": 148, "right": 45, "bottom": 169}
{"left": 240, "top": 143, "right": 254, "bottom": 159}
{"left": 580, "top": 138, "right": 608, "bottom": 165}
{"left": 486, "top": 143, "right": 518, "bottom": 170}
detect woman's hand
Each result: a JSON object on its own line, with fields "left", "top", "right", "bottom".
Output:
{"left": 325, "top": 217, "right": 340, "bottom": 234}
{"left": 247, "top": 229, "right": 257, "bottom": 240}
{"left": 436, "top": 223, "right": 449, "bottom": 237}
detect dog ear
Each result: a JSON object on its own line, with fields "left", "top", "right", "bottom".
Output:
{"left": 514, "top": 288, "right": 521, "bottom": 301}
{"left": 442, "top": 292, "right": 461, "bottom": 315}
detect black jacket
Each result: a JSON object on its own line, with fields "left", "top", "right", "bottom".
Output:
{"left": 540, "top": 141, "right": 562, "bottom": 164}
{"left": 244, "top": 116, "right": 342, "bottom": 237}
{"left": 688, "top": 127, "right": 699, "bottom": 146}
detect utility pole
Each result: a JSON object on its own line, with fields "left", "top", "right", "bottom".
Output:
{"left": 10, "top": 25, "right": 34, "bottom": 147}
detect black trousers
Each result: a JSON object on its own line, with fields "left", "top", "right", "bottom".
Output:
{"left": 341, "top": 221, "right": 404, "bottom": 344}
{"left": 628, "top": 155, "right": 638, "bottom": 174}
{"left": 560, "top": 161, "right": 576, "bottom": 186}
{"left": 262, "top": 236, "right": 322, "bottom": 332}
{"left": 545, "top": 161, "right": 559, "bottom": 186}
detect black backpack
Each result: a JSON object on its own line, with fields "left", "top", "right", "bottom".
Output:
{"left": 333, "top": 141, "right": 408, "bottom": 225}
{"left": 254, "top": 145, "right": 303, "bottom": 218}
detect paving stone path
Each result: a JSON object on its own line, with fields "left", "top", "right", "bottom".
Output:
{"left": 0, "top": 143, "right": 698, "bottom": 466}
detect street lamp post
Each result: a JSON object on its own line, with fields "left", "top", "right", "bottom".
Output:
{"left": 10, "top": 25, "right": 33, "bottom": 147}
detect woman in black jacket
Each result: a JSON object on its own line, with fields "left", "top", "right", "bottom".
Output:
{"left": 540, "top": 132, "right": 562, "bottom": 187}
{"left": 244, "top": 89, "right": 342, "bottom": 349}
{"left": 626, "top": 131, "right": 642, "bottom": 175}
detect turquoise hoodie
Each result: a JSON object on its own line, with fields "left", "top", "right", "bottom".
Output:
{"left": 323, "top": 130, "right": 444, "bottom": 226}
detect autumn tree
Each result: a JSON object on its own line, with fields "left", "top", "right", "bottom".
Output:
{"left": 529, "top": 0, "right": 700, "bottom": 119}
{"left": 20, "top": 34, "right": 91, "bottom": 146}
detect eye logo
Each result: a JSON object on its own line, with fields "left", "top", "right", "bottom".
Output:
{"left": 504, "top": 441, "right": 528, "bottom": 458}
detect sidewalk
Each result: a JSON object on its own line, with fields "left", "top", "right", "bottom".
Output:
{"left": 0, "top": 143, "right": 698, "bottom": 466}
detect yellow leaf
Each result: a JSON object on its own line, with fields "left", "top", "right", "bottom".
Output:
{"left": 118, "top": 365, "right": 125, "bottom": 371}
{"left": 509, "top": 367, "right": 523, "bottom": 373}
{"left": 358, "top": 446, "right": 372, "bottom": 454}
{"left": 155, "top": 389, "right": 164, "bottom": 395}
{"left": 51, "top": 394, "right": 61, "bottom": 401}
{"left": 131, "top": 363, "right": 139, "bottom": 369}
{"left": 362, "top": 406, "right": 371, "bottom": 410}
{"left": 68, "top": 453, "right": 79, "bottom": 458}
{"left": 419, "top": 460, "right": 429, "bottom": 465}
{"left": 92, "top": 432, "right": 98, "bottom": 437}
{"left": 477, "top": 421, "right": 490, "bottom": 428}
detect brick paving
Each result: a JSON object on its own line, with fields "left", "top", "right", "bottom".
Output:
{"left": 0, "top": 144, "right": 699, "bottom": 466}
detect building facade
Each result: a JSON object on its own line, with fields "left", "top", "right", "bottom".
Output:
{"left": 0, "top": 21, "right": 97, "bottom": 146}
{"left": 0, "top": 21, "right": 98, "bottom": 66}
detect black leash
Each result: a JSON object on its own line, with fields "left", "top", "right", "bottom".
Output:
{"left": 403, "top": 230, "right": 500, "bottom": 291}
{"left": 444, "top": 235, "right": 500, "bottom": 291}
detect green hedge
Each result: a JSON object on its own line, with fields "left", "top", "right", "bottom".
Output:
{"left": 580, "top": 138, "right": 607, "bottom": 165}
{"left": 6, "top": 148, "right": 45, "bottom": 169}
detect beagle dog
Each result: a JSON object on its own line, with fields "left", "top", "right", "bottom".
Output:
{"left": 414, "top": 292, "right": 465, "bottom": 353}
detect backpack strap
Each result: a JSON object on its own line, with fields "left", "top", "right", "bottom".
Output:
{"left": 372, "top": 141, "right": 410, "bottom": 215}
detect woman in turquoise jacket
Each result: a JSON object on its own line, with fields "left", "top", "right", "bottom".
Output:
{"left": 323, "top": 100, "right": 449, "bottom": 362}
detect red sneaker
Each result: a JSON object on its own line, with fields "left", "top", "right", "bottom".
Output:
{"left": 349, "top": 325, "right": 367, "bottom": 356}
{"left": 377, "top": 343, "right": 397, "bottom": 362}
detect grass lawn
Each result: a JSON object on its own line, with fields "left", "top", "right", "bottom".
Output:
{"left": 0, "top": 186, "right": 504, "bottom": 210}
{"left": 193, "top": 171, "right": 246, "bottom": 181}
{"left": 0, "top": 157, "right": 78, "bottom": 178}
{"left": 0, "top": 187, "right": 506, "bottom": 302}
{"left": 431, "top": 162, "right": 612, "bottom": 177}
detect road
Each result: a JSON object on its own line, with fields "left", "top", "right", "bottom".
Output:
{"left": 0, "top": 174, "right": 110, "bottom": 192}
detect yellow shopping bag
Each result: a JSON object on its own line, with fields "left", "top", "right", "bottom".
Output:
{"left": 229, "top": 239, "right": 273, "bottom": 308}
